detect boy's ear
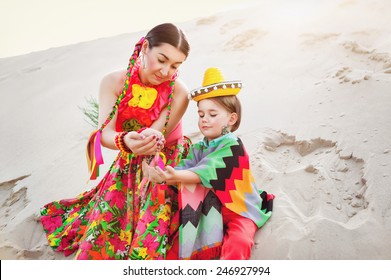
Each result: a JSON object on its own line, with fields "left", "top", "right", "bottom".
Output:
{"left": 228, "top": 112, "right": 238, "bottom": 126}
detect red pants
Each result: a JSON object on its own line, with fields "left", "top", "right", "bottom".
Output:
{"left": 166, "top": 207, "right": 257, "bottom": 260}
{"left": 166, "top": 234, "right": 179, "bottom": 260}
{"left": 221, "top": 207, "right": 258, "bottom": 260}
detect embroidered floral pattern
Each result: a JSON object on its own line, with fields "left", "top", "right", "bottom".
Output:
{"left": 129, "top": 84, "right": 158, "bottom": 109}
{"left": 41, "top": 139, "right": 191, "bottom": 259}
{"left": 122, "top": 118, "right": 142, "bottom": 132}
{"left": 115, "top": 60, "right": 174, "bottom": 132}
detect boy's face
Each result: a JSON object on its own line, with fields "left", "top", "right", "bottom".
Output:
{"left": 197, "top": 99, "right": 236, "bottom": 141}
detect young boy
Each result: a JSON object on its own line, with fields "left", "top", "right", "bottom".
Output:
{"left": 144, "top": 67, "right": 274, "bottom": 260}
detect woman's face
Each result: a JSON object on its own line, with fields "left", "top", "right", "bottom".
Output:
{"left": 141, "top": 42, "right": 186, "bottom": 85}
{"left": 197, "top": 99, "right": 236, "bottom": 141}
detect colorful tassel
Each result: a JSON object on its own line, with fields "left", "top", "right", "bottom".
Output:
{"left": 86, "top": 130, "right": 104, "bottom": 180}
{"left": 137, "top": 152, "right": 168, "bottom": 203}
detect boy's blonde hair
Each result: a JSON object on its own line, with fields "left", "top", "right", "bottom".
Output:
{"left": 210, "top": 95, "right": 241, "bottom": 132}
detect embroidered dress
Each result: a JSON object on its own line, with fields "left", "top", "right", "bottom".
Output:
{"left": 40, "top": 59, "right": 191, "bottom": 260}
{"left": 176, "top": 133, "right": 274, "bottom": 259}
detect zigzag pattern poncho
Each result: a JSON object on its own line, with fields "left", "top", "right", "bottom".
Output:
{"left": 175, "top": 133, "right": 274, "bottom": 259}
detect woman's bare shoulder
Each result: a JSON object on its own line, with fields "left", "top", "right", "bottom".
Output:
{"left": 100, "top": 70, "right": 127, "bottom": 96}
{"left": 173, "top": 78, "right": 189, "bottom": 97}
{"left": 102, "top": 69, "right": 127, "bottom": 85}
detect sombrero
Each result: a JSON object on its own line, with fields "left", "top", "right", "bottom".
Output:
{"left": 189, "top": 67, "right": 242, "bottom": 102}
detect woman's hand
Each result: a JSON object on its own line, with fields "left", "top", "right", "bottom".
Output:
{"left": 123, "top": 131, "right": 161, "bottom": 156}
{"left": 139, "top": 128, "right": 165, "bottom": 147}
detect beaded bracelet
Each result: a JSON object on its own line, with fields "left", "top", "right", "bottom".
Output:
{"left": 114, "top": 132, "right": 132, "bottom": 153}
{"left": 114, "top": 132, "right": 124, "bottom": 152}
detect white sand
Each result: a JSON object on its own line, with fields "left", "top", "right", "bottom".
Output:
{"left": 1, "top": 0, "right": 391, "bottom": 260}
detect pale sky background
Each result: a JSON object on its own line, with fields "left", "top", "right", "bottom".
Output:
{"left": 0, "top": 0, "right": 256, "bottom": 58}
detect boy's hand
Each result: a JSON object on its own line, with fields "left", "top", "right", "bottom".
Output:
{"left": 153, "top": 166, "right": 176, "bottom": 183}
{"left": 142, "top": 160, "right": 150, "bottom": 180}
{"left": 143, "top": 164, "right": 166, "bottom": 184}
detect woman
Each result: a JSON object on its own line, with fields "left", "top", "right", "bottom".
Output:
{"left": 40, "top": 23, "right": 191, "bottom": 260}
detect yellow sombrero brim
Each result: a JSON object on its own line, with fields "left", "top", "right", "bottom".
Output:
{"left": 192, "top": 88, "right": 240, "bottom": 102}
{"left": 189, "top": 80, "right": 242, "bottom": 101}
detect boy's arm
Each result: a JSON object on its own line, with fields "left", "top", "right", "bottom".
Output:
{"left": 167, "top": 168, "right": 201, "bottom": 185}
{"left": 151, "top": 166, "right": 201, "bottom": 185}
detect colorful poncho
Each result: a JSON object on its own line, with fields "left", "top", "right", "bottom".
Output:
{"left": 175, "top": 133, "right": 274, "bottom": 259}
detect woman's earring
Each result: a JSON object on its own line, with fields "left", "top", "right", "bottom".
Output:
{"left": 142, "top": 53, "right": 146, "bottom": 69}
{"left": 172, "top": 70, "right": 180, "bottom": 79}
{"left": 221, "top": 125, "right": 229, "bottom": 135}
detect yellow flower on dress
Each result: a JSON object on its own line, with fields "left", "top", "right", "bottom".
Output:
{"left": 119, "top": 230, "right": 132, "bottom": 243}
{"left": 138, "top": 247, "right": 148, "bottom": 258}
{"left": 128, "top": 84, "right": 158, "bottom": 109}
{"left": 90, "top": 220, "right": 98, "bottom": 229}
{"left": 65, "top": 211, "right": 79, "bottom": 222}
{"left": 49, "top": 235, "right": 57, "bottom": 246}
{"left": 157, "top": 204, "right": 171, "bottom": 222}
{"left": 108, "top": 244, "right": 115, "bottom": 253}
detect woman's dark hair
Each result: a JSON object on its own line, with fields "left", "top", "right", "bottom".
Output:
{"left": 145, "top": 23, "right": 190, "bottom": 58}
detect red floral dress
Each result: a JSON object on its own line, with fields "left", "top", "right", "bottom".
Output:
{"left": 40, "top": 61, "right": 191, "bottom": 259}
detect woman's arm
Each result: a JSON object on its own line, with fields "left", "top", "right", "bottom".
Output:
{"left": 98, "top": 70, "right": 123, "bottom": 150}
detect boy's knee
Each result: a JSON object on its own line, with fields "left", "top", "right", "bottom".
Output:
{"left": 221, "top": 233, "right": 255, "bottom": 260}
